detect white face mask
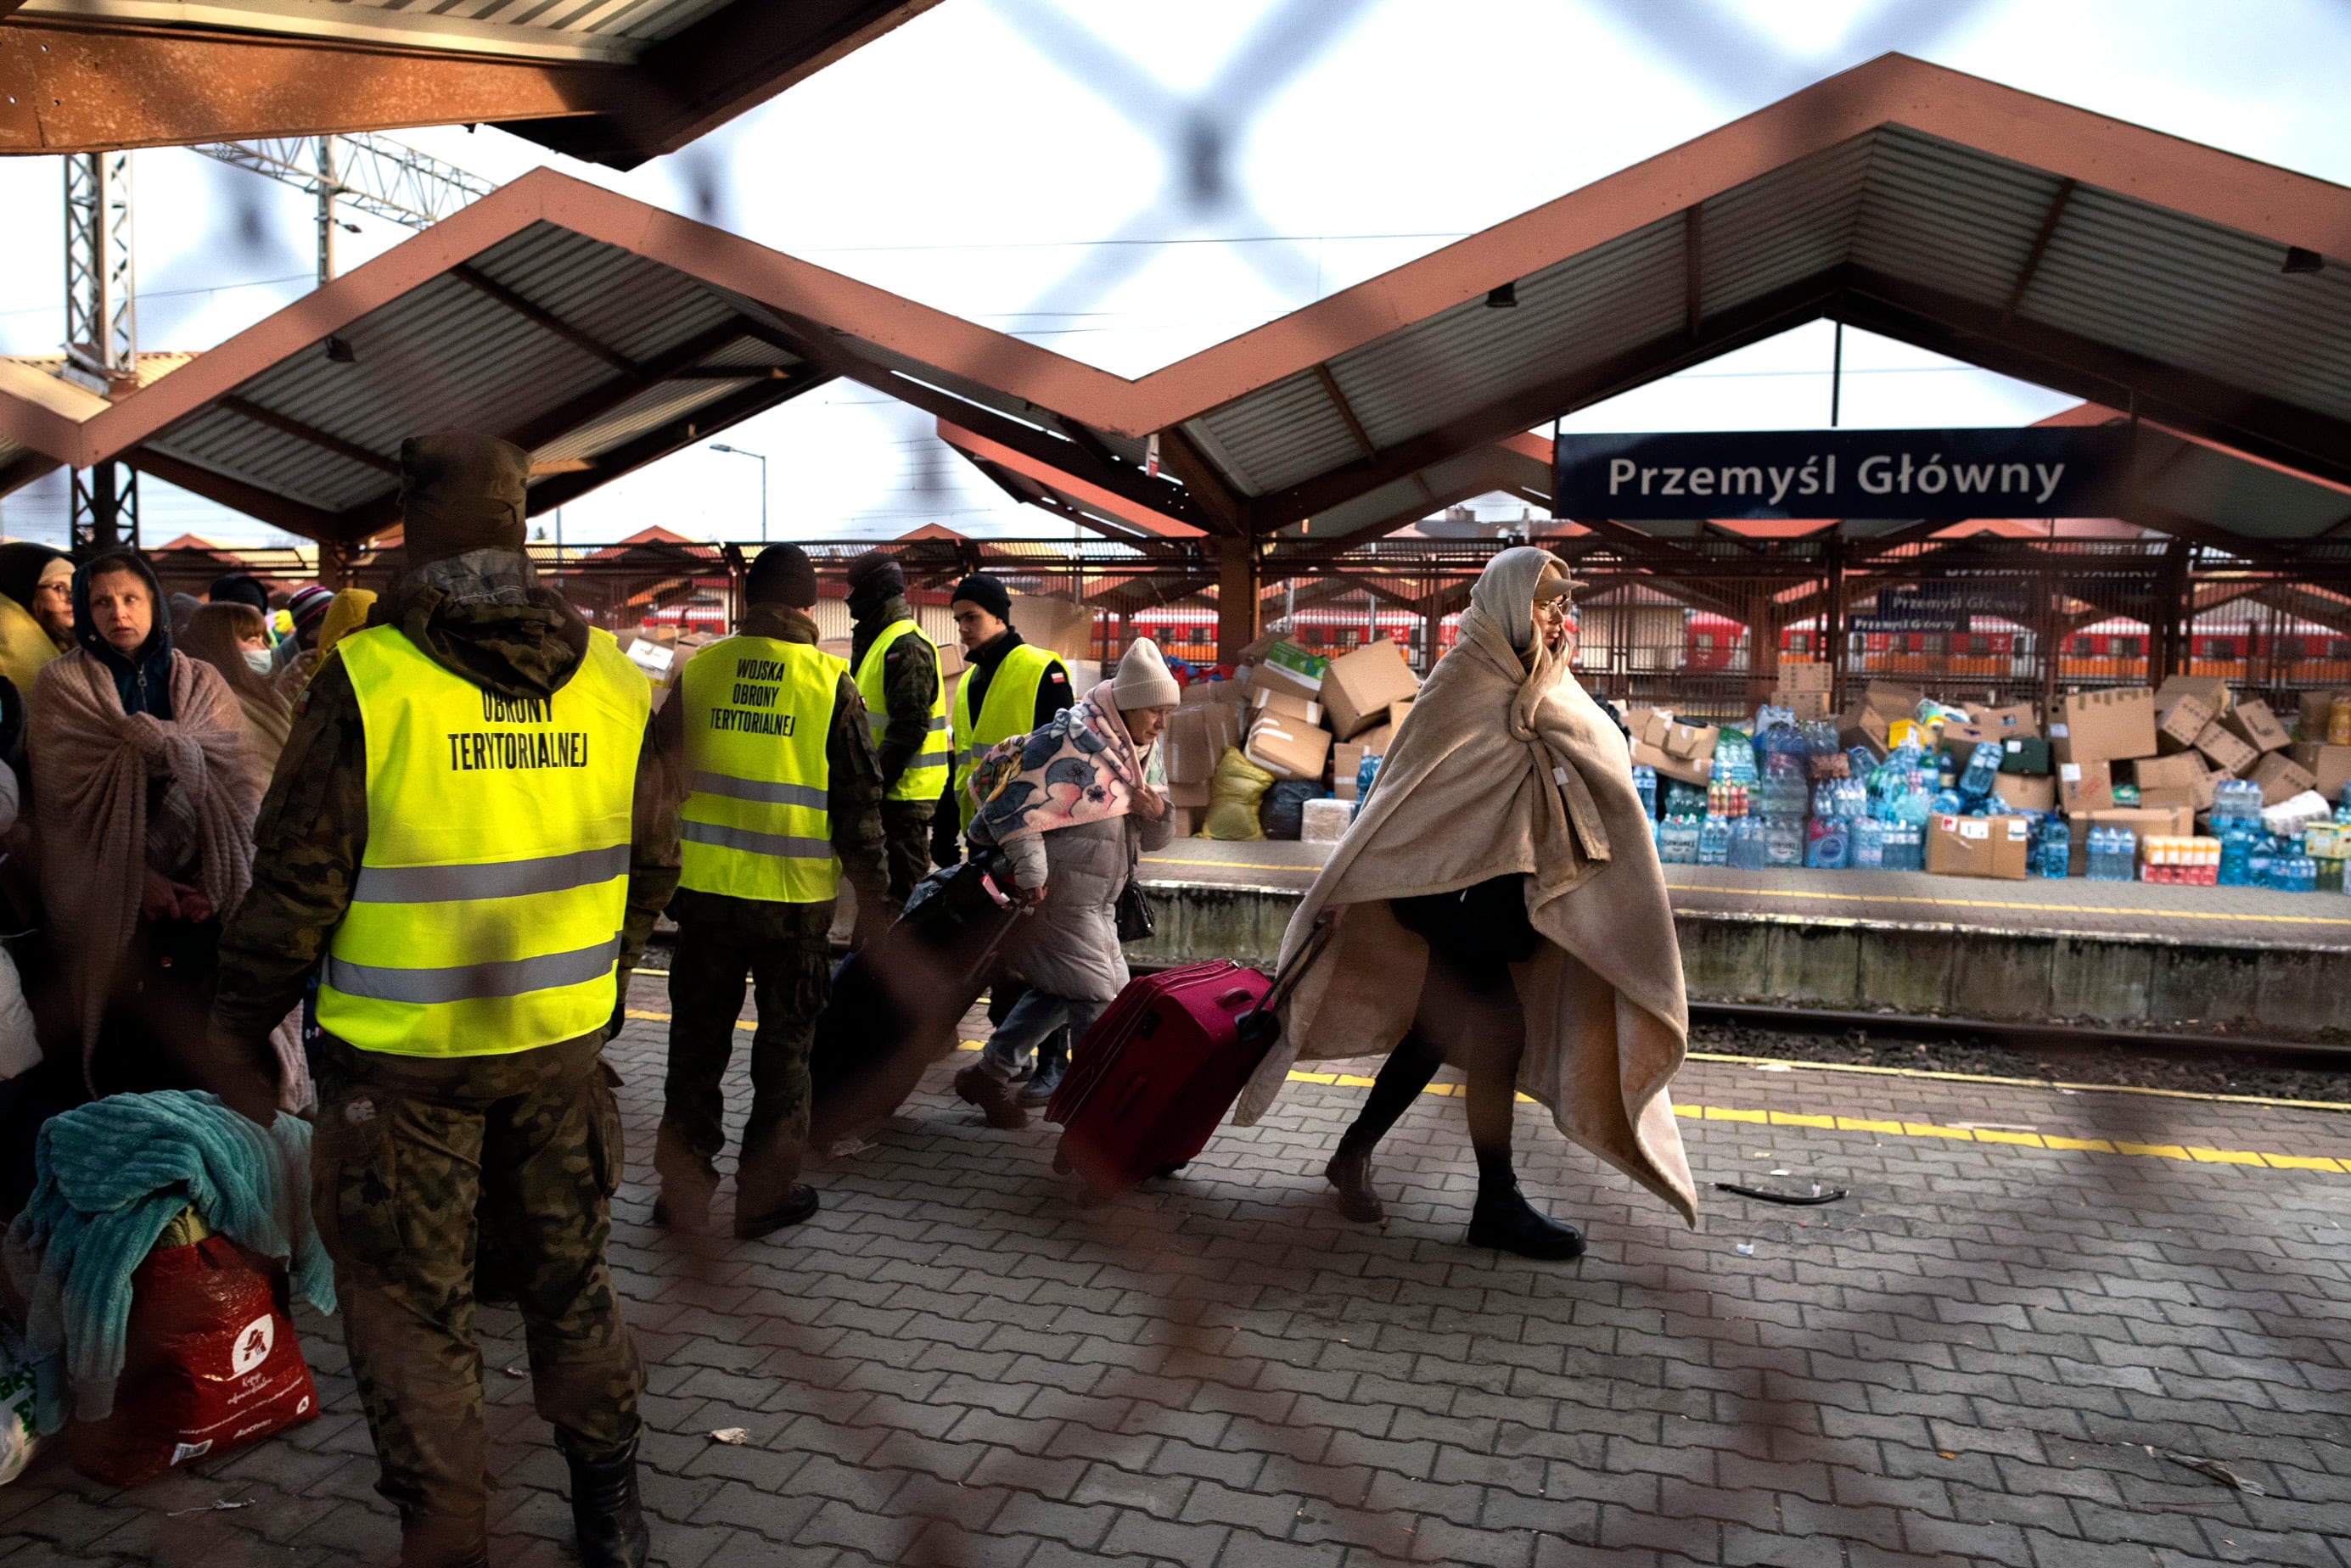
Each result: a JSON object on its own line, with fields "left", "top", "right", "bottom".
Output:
{"left": 244, "top": 648, "right": 275, "bottom": 675}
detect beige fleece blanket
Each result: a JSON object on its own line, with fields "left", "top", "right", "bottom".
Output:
{"left": 1234, "top": 602, "right": 1698, "bottom": 1226}
{"left": 30, "top": 649, "right": 265, "bottom": 1089}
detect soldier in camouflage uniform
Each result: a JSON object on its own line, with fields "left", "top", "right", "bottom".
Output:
{"left": 208, "top": 433, "right": 680, "bottom": 1568}
{"left": 845, "top": 550, "right": 945, "bottom": 904}
{"left": 653, "top": 544, "right": 889, "bottom": 1239}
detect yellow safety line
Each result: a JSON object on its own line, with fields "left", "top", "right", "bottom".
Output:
{"left": 1662, "top": 879, "right": 2351, "bottom": 928}
{"left": 1668, "top": 1101, "right": 2343, "bottom": 1174}
{"left": 1688, "top": 1050, "right": 2351, "bottom": 1113}
{"left": 619, "top": 1013, "right": 2345, "bottom": 1173}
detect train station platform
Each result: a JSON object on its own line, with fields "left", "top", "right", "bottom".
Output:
{"left": 15, "top": 978, "right": 2345, "bottom": 1568}
{"left": 1133, "top": 843, "right": 2351, "bottom": 1043}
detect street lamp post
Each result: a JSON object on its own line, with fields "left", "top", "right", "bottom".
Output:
{"left": 708, "top": 442, "right": 768, "bottom": 541}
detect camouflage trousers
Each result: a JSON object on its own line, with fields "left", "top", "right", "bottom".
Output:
{"left": 311, "top": 1034, "right": 642, "bottom": 1532}
{"left": 661, "top": 889, "right": 832, "bottom": 1213}
{"left": 879, "top": 798, "right": 937, "bottom": 905}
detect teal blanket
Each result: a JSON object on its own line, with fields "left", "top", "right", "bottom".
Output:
{"left": 3, "top": 1091, "right": 335, "bottom": 1428}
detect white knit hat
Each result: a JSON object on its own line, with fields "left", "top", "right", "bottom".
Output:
{"left": 1112, "top": 636, "right": 1181, "bottom": 711}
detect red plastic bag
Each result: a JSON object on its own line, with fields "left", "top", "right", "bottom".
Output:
{"left": 70, "top": 1235, "right": 320, "bottom": 1487}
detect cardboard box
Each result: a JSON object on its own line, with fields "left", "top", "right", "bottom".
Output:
{"left": 1927, "top": 814, "right": 2031, "bottom": 880}
{"left": 2053, "top": 688, "right": 2157, "bottom": 764}
{"left": 1164, "top": 779, "right": 1212, "bottom": 809}
{"left": 1249, "top": 686, "right": 1323, "bottom": 726}
{"left": 2066, "top": 805, "right": 2194, "bottom": 876}
{"left": 2135, "top": 786, "right": 2196, "bottom": 813}
{"left": 1972, "top": 703, "right": 2040, "bottom": 739}
{"left": 2298, "top": 690, "right": 2347, "bottom": 741}
{"left": 1162, "top": 707, "right": 1220, "bottom": 785}
{"left": 1664, "top": 721, "right": 1720, "bottom": 762}
{"left": 2247, "top": 750, "right": 2318, "bottom": 806}
{"left": 2192, "top": 720, "right": 2259, "bottom": 777}
{"left": 1780, "top": 691, "right": 1832, "bottom": 720}
{"left": 1865, "top": 680, "right": 1924, "bottom": 720}
{"left": 1354, "top": 721, "right": 1397, "bottom": 757}
{"left": 1774, "top": 662, "right": 1833, "bottom": 696}
{"left": 1299, "top": 797, "right": 1353, "bottom": 844}
{"left": 1319, "top": 637, "right": 1420, "bottom": 740}
{"left": 2222, "top": 697, "right": 2291, "bottom": 754}
{"left": 1630, "top": 706, "right": 1672, "bottom": 747}
{"left": 1249, "top": 641, "right": 1328, "bottom": 702}
{"left": 1998, "top": 736, "right": 2053, "bottom": 776}
{"left": 1333, "top": 741, "right": 1367, "bottom": 792}
{"left": 1006, "top": 593, "right": 1094, "bottom": 659}
{"left": 2288, "top": 742, "right": 2351, "bottom": 801}
{"left": 2056, "top": 759, "right": 2114, "bottom": 815}
{"left": 1995, "top": 773, "right": 2056, "bottom": 814}
{"left": 2130, "top": 752, "right": 2208, "bottom": 792}
{"left": 1386, "top": 697, "right": 1415, "bottom": 736}
{"left": 2155, "top": 692, "right": 2214, "bottom": 753}
{"left": 2157, "top": 674, "right": 2230, "bottom": 716}
{"left": 2191, "top": 769, "right": 2220, "bottom": 813}
{"left": 1837, "top": 703, "right": 1890, "bottom": 757}
{"left": 1244, "top": 714, "right": 1331, "bottom": 782}
{"left": 1632, "top": 739, "right": 1710, "bottom": 787}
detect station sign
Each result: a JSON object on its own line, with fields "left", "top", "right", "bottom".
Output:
{"left": 1551, "top": 426, "right": 2134, "bottom": 521}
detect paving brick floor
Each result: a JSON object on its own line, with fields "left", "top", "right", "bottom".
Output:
{"left": 4, "top": 971, "right": 2348, "bottom": 1568}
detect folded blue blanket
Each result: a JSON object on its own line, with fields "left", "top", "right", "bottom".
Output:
{"left": 3, "top": 1091, "right": 335, "bottom": 1427}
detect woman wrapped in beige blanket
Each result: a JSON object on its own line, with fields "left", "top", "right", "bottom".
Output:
{"left": 1235, "top": 546, "right": 1697, "bottom": 1257}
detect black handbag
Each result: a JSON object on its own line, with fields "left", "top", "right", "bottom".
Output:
{"left": 1115, "top": 882, "right": 1155, "bottom": 944}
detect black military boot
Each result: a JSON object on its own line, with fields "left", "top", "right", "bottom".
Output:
{"left": 563, "top": 1434, "right": 650, "bottom": 1568}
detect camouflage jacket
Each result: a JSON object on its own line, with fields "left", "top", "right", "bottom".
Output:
{"left": 651, "top": 600, "right": 889, "bottom": 910}
{"left": 848, "top": 594, "right": 941, "bottom": 791}
{"left": 208, "top": 552, "right": 685, "bottom": 1079}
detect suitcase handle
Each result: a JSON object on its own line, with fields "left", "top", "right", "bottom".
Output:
{"left": 1237, "top": 916, "right": 1335, "bottom": 1046}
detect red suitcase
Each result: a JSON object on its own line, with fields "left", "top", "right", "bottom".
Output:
{"left": 1046, "top": 926, "right": 1330, "bottom": 1196}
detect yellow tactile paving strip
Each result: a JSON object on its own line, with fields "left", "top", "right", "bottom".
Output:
{"left": 622, "top": 1004, "right": 2344, "bottom": 1178}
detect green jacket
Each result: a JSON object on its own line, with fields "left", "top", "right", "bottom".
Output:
{"left": 849, "top": 593, "right": 941, "bottom": 792}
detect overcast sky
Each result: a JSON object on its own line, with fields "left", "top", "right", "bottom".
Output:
{"left": 3, "top": 0, "right": 2348, "bottom": 549}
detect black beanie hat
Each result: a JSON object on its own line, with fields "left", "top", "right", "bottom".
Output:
{"left": 949, "top": 572, "right": 1011, "bottom": 622}
{"left": 746, "top": 543, "right": 819, "bottom": 608}
{"left": 844, "top": 550, "right": 906, "bottom": 600}
{"left": 209, "top": 573, "right": 271, "bottom": 613}
{"left": 400, "top": 430, "right": 530, "bottom": 563}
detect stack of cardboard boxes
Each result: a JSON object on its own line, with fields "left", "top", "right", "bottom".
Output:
{"left": 1624, "top": 708, "right": 1720, "bottom": 787}
{"left": 1158, "top": 636, "right": 1422, "bottom": 837}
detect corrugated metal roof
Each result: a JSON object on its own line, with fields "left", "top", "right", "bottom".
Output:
{"left": 135, "top": 226, "right": 822, "bottom": 523}
{"left": 1162, "top": 116, "right": 2349, "bottom": 550}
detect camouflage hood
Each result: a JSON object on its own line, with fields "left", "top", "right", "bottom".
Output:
{"left": 379, "top": 547, "right": 589, "bottom": 703}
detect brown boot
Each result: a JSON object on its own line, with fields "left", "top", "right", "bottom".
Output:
{"left": 1325, "top": 1143, "right": 1383, "bottom": 1223}
{"left": 652, "top": 1121, "right": 717, "bottom": 1234}
{"left": 953, "top": 1063, "right": 1029, "bottom": 1129}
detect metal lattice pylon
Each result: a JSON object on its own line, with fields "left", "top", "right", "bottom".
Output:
{"left": 65, "top": 149, "right": 138, "bottom": 548}
{"left": 194, "top": 131, "right": 497, "bottom": 283}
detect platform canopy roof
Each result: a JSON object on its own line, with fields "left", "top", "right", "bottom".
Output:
{"left": 0, "top": 0, "right": 938, "bottom": 166}
{"left": 6, "top": 52, "right": 2348, "bottom": 556}
{"left": 923, "top": 53, "right": 2351, "bottom": 552}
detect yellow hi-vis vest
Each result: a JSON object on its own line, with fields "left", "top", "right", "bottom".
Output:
{"left": 677, "top": 635, "right": 845, "bottom": 903}
{"left": 317, "top": 625, "right": 648, "bottom": 1058}
{"left": 951, "top": 641, "right": 1056, "bottom": 830}
{"left": 854, "top": 619, "right": 949, "bottom": 803}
